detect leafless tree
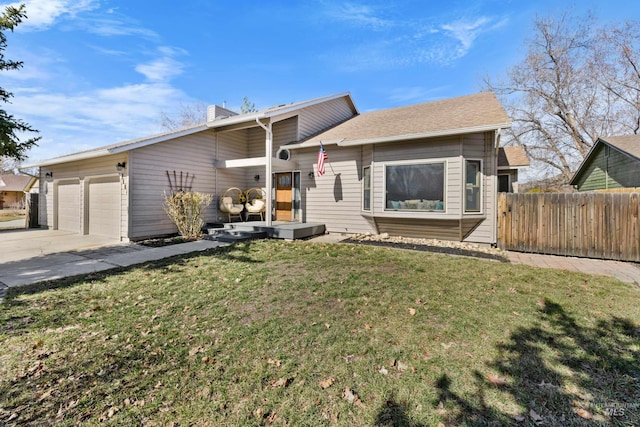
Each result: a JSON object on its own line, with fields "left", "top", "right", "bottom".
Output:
{"left": 159, "top": 101, "right": 208, "bottom": 131}
{"left": 0, "top": 156, "right": 18, "bottom": 173}
{"left": 485, "top": 13, "right": 638, "bottom": 182}
{"left": 593, "top": 21, "right": 640, "bottom": 135}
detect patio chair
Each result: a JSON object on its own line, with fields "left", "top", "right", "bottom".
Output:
{"left": 244, "top": 187, "right": 266, "bottom": 221}
{"left": 219, "top": 187, "right": 244, "bottom": 222}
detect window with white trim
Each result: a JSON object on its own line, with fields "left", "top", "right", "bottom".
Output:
{"left": 362, "top": 166, "right": 371, "bottom": 211}
{"left": 465, "top": 160, "right": 482, "bottom": 212}
{"left": 385, "top": 161, "right": 445, "bottom": 212}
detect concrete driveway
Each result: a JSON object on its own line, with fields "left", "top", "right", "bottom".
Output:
{"left": 0, "top": 229, "right": 123, "bottom": 264}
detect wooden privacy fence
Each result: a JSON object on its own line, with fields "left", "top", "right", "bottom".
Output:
{"left": 497, "top": 192, "right": 640, "bottom": 262}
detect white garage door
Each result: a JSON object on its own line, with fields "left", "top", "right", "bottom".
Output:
{"left": 57, "top": 180, "right": 81, "bottom": 233}
{"left": 88, "top": 176, "right": 121, "bottom": 238}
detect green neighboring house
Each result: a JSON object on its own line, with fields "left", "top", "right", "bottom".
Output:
{"left": 570, "top": 135, "right": 640, "bottom": 191}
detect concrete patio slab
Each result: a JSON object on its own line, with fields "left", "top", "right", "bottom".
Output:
{"left": 0, "top": 228, "right": 123, "bottom": 263}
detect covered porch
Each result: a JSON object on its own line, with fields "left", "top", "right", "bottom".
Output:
{"left": 210, "top": 108, "right": 308, "bottom": 227}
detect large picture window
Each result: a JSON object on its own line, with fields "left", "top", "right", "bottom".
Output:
{"left": 385, "top": 162, "right": 445, "bottom": 212}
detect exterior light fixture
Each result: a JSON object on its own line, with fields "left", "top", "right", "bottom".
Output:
{"left": 45, "top": 172, "right": 53, "bottom": 179}
{"left": 254, "top": 174, "right": 260, "bottom": 181}
{"left": 116, "top": 162, "right": 126, "bottom": 172}
{"left": 308, "top": 172, "right": 314, "bottom": 178}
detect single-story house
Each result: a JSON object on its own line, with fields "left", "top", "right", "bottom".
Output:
{"left": 570, "top": 135, "right": 640, "bottom": 191}
{"left": 497, "top": 146, "right": 529, "bottom": 193}
{"left": 24, "top": 91, "right": 513, "bottom": 244}
{"left": 0, "top": 174, "right": 32, "bottom": 209}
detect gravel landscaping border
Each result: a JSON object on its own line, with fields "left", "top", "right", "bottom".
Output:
{"left": 344, "top": 233, "right": 510, "bottom": 262}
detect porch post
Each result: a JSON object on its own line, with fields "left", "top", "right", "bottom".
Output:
{"left": 256, "top": 118, "right": 273, "bottom": 226}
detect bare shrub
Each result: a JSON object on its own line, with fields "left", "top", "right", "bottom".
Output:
{"left": 163, "top": 191, "right": 213, "bottom": 239}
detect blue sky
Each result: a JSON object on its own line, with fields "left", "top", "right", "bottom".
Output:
{"left": 3, "top": 0, "right": 640, "bottom": 163}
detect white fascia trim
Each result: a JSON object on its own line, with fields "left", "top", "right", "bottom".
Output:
{"left": 336, "top": 123, "right": 512, "bottom": 147}
{"left": 23, "top": 125, "right": 208, "bottom": 168}
{"left": 283, "top": 139, "right": 344, "bottom": 150}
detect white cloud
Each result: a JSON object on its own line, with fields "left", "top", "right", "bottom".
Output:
{"left": 387, "top": 86, "right": 451, "bottom": 103}
{"left": 135, "top": 57, "right": 185, "bottom": 82}
{"left": 78, "top": 14, "right": 158, "bottom": 39}
{"left": 11, "top": 82, "right": 194, "bottom": 162}
{"left": 324, "top": 1, "right": 393, "bottom": 29}
{"left": 441, "top": 17, "right": 490, "bottom": 52}
{"left": 324, "top": 7, "right": 507, "bottom": 71}
{"left": 135, "top": 47, "right": 188, "bottom": 82}
{"left": 0, "top": 0, "right": 99, "bottom": 29}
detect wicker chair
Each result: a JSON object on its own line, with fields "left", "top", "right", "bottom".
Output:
{"left": 244, "top": 187, "right": 266, "bottom": 221}
{"left": 219, "top": 187, "right": 244, "bottom": 222}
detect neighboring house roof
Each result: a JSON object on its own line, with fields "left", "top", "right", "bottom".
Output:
{"left": 0, "top": 174, "right": 31, "bottom": 192}
{"left": 569, "top": 135, "right": 640, "bottom": 185}
{"left": 287, "top": 91, "right": 511, "bottom": 148}
{"left": 498, "top": 146, "right": 530, "bottom": 169}
{"left": 24, "top": 92, "right": 358, "bottom": 168}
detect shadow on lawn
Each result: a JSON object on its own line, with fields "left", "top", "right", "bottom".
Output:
{"left": 431, "top": 298, "right": 640, "bottom": 425}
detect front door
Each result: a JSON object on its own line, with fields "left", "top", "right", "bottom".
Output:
{"left": 275, "top": 172, "right": 292, "bottom": 221}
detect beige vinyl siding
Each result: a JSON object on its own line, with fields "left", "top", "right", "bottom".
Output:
{"left": 374, "top": 218, "right": 461, "bottom": 240}
{"left": 129, "top": 130, "right": 215, "bottom": 239}
{"left": 273, "top": 117, "right": 298, "bottom": 155}
{"left": 298, "top": 98, "right": 356, "bottom": 140}
{"left": 300, "top": 145, "right": 375, "bottom": 234}
{"left": 40, "top": 154, "right": 128, "bottom": 239}
{"left": 463, "top": 131, "right": 496, "bottom": 244}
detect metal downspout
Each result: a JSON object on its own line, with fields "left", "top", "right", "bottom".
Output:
{"left": 255, "top": 117, "right": 273, "bottom": 226}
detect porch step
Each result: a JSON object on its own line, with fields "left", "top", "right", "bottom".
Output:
{"left": 204, "top": 222, "right": 326, "bottom": 241}
{"left": 206, "top": 228, "right": 268, "bottom": 243}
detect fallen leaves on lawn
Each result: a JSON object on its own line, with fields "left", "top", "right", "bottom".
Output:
{"left": 269, "top": 377, "right": 293, "bottom": 388}
{"left": 487, "top": 373, "right": 507, "bottom": 386}
{"left": 267, "top": 358, "right": 281, "bottom": 367}
{"left": 408, "top": 308, "right": 416, "bottom": 316}
{"left": 391, "top": 359, "right": 412, "bottom": 372}
{"left": 342, "top": 387, "right": 365, "bottom": 408}
{"left": 99, "top": 406, "right": 120, "bottom": 421}
{"left": 319, "top": 377, "right": 335, "bottom": 389}
{"left": 188, "top": 346, "right": 205, "bottom": 356}
{"left": 575, "top": 408, "right": 593, "bottom": 419}
{"left": 378, "top": 366, "right": 388, "bottom": 375}
{"left": 529, "top": 409, "right": 543, "bottom": 422}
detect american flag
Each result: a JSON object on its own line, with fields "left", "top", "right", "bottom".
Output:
{"left": 317, "top": 143, "right": 328, "bottom": 176}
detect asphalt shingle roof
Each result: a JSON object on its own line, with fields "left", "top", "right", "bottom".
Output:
{"left": 304, "top": 91, "right": 510, "bottom": 144}
{"left": 498, "top": 146, "right": 530, "bottom": 168}
{"left": 600, "top": 135, "right": 640, "bottom": 160}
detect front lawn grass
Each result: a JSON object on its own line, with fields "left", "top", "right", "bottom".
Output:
{"left": 1, "top": 240, "right": 639, "bottom": 426}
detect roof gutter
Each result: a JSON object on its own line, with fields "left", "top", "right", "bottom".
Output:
{"left": 286, "top": 122, "right": 512, "bottom": 149}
